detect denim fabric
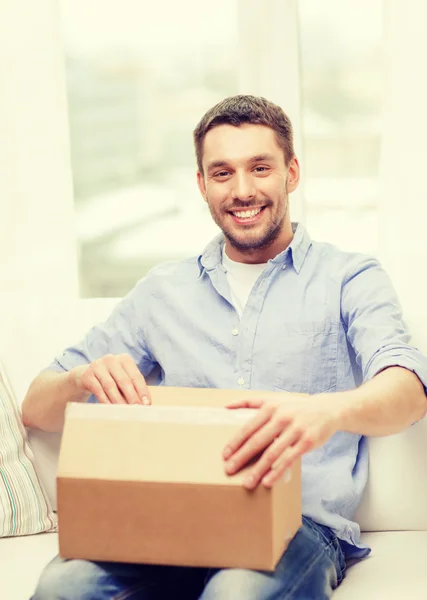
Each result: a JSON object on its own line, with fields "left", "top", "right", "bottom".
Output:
{"left": 45, "top": 222, "right": 427, "bottom": 557}
{"left": 32, "top": 517, "right": 346, "bottom": 600}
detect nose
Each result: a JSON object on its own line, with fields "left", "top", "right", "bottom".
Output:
{"left": 231, "top": 172, "right": 256, "bottom": 203}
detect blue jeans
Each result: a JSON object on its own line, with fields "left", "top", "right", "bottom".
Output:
{"left": 32, "top": 517, "right": 346, "bottom": 599}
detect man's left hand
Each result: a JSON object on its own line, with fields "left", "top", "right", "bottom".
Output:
{"left": 223, "top": 394, "right": 344, "bottom": 489}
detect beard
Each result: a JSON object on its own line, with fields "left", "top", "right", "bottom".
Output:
{"left": 206, "top": 191, "right": 289, "bottom": 254}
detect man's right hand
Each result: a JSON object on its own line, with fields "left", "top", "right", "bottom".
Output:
{"left": 71, "top": 353, "right": 151, "bottom": 405}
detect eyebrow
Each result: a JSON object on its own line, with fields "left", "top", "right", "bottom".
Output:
{"left": 248, "top": 153, "right": 277, "bottom": 164}
{"left": 206, "top": 153, "right": 277, "bottom": 173}
{"left": 206, "top": 160, "right": 229, "bottom": 172}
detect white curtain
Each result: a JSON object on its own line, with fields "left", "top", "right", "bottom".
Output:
{"left": 0, "top": 0, "right": 78, "bottom": 296}
{"left": 378, "top": 0, "right": 427, "bottom": 321}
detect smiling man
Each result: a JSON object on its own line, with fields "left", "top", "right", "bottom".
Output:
{"left": 26, "top": 95, "right": 427, "bottom": 599}
{"left": 198, "top": 123, "right": 297, "bottom": 262}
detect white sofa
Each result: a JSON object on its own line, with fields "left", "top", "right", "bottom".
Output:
{"left": 1, "top": 295, "right": 427, "bottom": 599}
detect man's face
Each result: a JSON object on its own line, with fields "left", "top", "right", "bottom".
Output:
{"left": 197, "top": 124, "right": 299, "bottom": 258}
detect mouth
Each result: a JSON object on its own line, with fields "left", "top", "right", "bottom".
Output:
{"left": 228, "top": 206, "right": 267, "bottom": 225}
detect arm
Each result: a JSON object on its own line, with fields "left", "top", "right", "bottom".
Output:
{"left": 334, "top": 365, "right": 426, "bottom": 436}
{"left": 22, "top": 355, "right": 152, "bottom": 433}
{"left": 224, "top": 257, "right": 427, "bottom": 488}
{"left": 338, "top": 256, "right": 427, "bottom": 434}
{"left": 22, "top": 281, "right": 155, "bottom": 432}
{"left": 22, "top": 368, "right": 91, "bottom": 433}
{"left": 223, "top": 368, "right": 426, "bottom": 489}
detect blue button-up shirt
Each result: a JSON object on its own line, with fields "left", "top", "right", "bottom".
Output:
{"left": 48, "top": 223, "right": 427, "bottom": 559}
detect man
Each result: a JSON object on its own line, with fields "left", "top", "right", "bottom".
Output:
{"left": 25, "top": 95, "right": 427, "bottom": 599}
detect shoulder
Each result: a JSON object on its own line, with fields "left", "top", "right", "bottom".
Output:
{"left": 129, "top": 256, "right": 201, "bottom": 298}
{"left": 309, "top": 240, "right": 381, "bottom": 283}
{"left": 147, "top": 256, "right": 200, "bottom": 285}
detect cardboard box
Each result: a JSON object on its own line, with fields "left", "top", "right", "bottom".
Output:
{"left": 57, "top": 387, "right": 302, "bottom": 570}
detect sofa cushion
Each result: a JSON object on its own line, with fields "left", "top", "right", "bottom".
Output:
{"left": 355, "top": 416, "right": 427, "bottom": 532}
{"left": 1, "top": 531, "right": 425, "bottom": 599}
{"left": 0, "top": 532, "right": 58, "bottom": 600}
{"left": 334, "top": 531, "right": 427, "bottom": 598}
{"left": 27, "top": 429, "right": 62, "bottom": 511}
{"left": 0, "top": 361, "right": 56, "bottom": 537}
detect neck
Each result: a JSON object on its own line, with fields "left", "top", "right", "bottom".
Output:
{"left": 225, "top": 221, "right": 294, "bottom": 264}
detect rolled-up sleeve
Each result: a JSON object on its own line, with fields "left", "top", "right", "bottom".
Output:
{"left": 341, "top": 256, "right": 427, "bottom": 394}
{"left": 43, "top": 278, "right": 156, "bottom": 377}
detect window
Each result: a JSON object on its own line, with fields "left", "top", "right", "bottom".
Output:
{"left": 60, "top": 0, "right": 384, "bottom": 298}
{"left": 299, "top": 0, "right": 383, "bottom": 255}
{"left": 60, "top": 0, "right": 238, "bottom": 297}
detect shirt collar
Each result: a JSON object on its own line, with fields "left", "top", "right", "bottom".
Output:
{"left": 288, "top": 222, "right": 312, "bottom": 273}
{"left": 197, "top": 222, "right": 312, "bottom": 276}
{"left": 197, "top": 233, "right": 225, "bottom": 276}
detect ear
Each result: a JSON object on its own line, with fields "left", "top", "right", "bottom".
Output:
{"left": 286, "top": 157, "right": 300, "bottom": 193}
{"left": 197, "top": 171, "right": 208, "bottom": 202}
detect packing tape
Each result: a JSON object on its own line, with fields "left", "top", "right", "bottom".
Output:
{"left": 66, "top": 403, "right": 258, "bottom": 425}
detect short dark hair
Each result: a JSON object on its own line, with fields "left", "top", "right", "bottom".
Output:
{"left": 193, "top": 95, "right": 295, "bottom": 175}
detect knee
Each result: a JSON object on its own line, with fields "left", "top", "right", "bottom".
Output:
{"left": 202, "top": 569, "right": 266, "bottom": 600}
{"left": 32, "top": 555, "right": 101, "bottom": 600}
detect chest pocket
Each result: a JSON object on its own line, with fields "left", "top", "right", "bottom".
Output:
{"left": 274, "top": 319, "right": 339, "bottom": 394}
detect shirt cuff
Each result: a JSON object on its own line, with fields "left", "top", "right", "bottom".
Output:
{"left": 40, "top": 360, "right": 67, "bottom": 374}
{"left": 365, "top": 352, "right": 427, "bottom": 395}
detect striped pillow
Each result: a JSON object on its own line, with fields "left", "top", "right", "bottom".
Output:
{"left": 0, "top": 362, "right": 57, "bottom": 537}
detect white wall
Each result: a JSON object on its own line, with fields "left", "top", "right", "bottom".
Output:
{"left": 0, "top": 0, "right": 78, "bottom": 296}
{"left": 378, "top": 0, "right": 427, "bottom": 327}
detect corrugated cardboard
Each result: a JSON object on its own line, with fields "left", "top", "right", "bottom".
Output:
{"left": 57, "top": 387, "right": 302, "bottom": 570}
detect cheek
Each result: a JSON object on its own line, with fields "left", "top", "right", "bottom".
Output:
{"left": 272, "top": 182, "right": 287, "bottom": 205}
{"left": 207, "top": 186, "right": 229, "bottom": 210}
{"left": 259, "top": 176, "right": 283, "bottom": 197}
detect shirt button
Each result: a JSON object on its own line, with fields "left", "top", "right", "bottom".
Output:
{"left": 232, "top": 328, "right": 239, "bottom": 336}
{"left": 237, "top": 377, "right": 245, "bottom": 386}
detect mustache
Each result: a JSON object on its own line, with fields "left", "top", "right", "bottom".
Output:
{"left": 224, "top": 199, "right": 272, "bottom": 212}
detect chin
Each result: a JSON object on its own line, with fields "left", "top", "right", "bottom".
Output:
{"left": 228, "top": 234, "right": 269, "bottom": 252}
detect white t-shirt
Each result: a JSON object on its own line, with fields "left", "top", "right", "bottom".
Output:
{"left": 222, "top": 245, "right": 268, "bottom": 317}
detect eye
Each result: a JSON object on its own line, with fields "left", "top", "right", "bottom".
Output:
{"left": 215, "top": 171, "right": 230, "bottom": 178}
{"left": 254, "top": 166, "right": 269, "bottom": 173}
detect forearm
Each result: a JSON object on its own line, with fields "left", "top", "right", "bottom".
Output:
{"left": 22, "top": 367, "right": 90, "bottom": 433}
{"left": 326, "top": 366, "right": 427, "bottom": 436}
{"left": 225, "top": 366, "right": 427, "bottom": 488}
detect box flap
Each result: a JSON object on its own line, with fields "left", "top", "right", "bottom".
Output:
{"left": 149, "top": 386, "right": 285, "bottom": 407}
{"left": 58, "top": 404, "right": 257, "bottom": 485}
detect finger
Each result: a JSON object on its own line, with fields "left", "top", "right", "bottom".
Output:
{"left": 262, "top": 438, "right": 311, "bottom": 488}
{"left": 242, "top": 426, "right": 302, "bottom": 489}
{"left": 120, "top": 355, "right": 150, "bottom": 404}
{"left": 93, "top": 362, "right": 126, "bottom": 404}
{"left": 225, "top": 413, "right": 289, "bottom": 475}
{"left": 84, "top": 373, "right": 112, "bottom": 404}
{"left": 223, "top": 405, "right": 274, "bottom": 460}
{"left": 226, "top": 399, "right": 265, "bottom": 410}
{"left": 108, "top": 360, "right": 142, "bottom": 405}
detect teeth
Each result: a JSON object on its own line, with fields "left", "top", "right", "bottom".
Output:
{"left": 233, "top": 208, "right": 262, "bottom": 219}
